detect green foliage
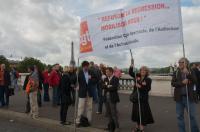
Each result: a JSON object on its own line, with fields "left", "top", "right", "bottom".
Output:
{"left": 0, "top": 55, "right": 10, "bottom": 70}
{"left": 17, "top": 57, "right": 46, "bottom": 72}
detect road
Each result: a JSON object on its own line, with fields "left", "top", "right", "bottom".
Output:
{"left": 1, "top": 90, "right": 200, "bottom": 132}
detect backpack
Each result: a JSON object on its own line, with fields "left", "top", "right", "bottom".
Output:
{"left": 80, "top": 115, "right": 90, "bottom": 127}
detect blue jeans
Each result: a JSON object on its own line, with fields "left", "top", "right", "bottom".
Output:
{"left": 176, "top": 96, "right": 199, "bottom": 132}
{"left": 92, "top": 84, "right": 98, "bottom": 103}
{"left": 52, "top": 86, "right": 58, "bottom": 105}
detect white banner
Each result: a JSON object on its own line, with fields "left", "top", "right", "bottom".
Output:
{"left": 79, "top": 0, "right": 183, "bottom": 57}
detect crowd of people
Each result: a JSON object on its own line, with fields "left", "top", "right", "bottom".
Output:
{"left": 0, "top": 57, "right": 200, "bottom": 132}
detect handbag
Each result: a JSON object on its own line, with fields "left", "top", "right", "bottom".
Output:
{"left": 130, "top": 90, "right": 138, "bottom": 103}
{"left": 129, "top": 90, "right": 142, "bottom": 103}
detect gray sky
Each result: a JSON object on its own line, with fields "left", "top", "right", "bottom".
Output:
{"left": 0, "top": 0, "right": 199, "bottom": 68}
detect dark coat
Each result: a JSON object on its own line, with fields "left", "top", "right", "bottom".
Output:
{"left": 129, "top": 66, "right": 154, "bottom": 125}
{"left": 68, "top": 72, "right": 77, "bottom": 86}
{"left": 3, "top": 70, "right": 11, "bottom": 87}
{"left": 78, "top": 69, "right": 98, "bottom": 98}
{"left": 103, "top": 76, "right": 120, "bottom": 103}
{"left": 171, "top": 68, "right": 198, "bottom": 102}
{"left": 60, "top": 73, "right": 72, "bottom": 105}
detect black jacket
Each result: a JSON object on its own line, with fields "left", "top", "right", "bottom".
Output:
{"left": 2, "top": 70, "right": 11, "bottom": 87}
{"left": 60, "top": 73, "right": 72, "bottom": 105}
{"left": 69, "top": 72, "right": 77, "bottom": 87}
{"left": 171, "top": 68, "right": 198, "bottom": 102}
{"left": 103, "top": 76, "right": 120, "bottom": 103}
{"left": 129, "top": 67, "right": 152, "bottom": 102}
{"left": 78, "top": 69, "right": 98, "bottom": 98}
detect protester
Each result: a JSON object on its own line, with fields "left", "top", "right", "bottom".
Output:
{"left": 96, "top": 63, "right": 106, "bottom": 114}
{"left": 89, "top": 61, "right": 99, "bottom": 103}
{"left": 34, "top": 65, "right": 43, "bottom": 107}
{"left": 76, "top": 61, "right": 97, "bottom": 127}
{"left": 23, "top": 66, "right": 34, "bottom": 113}
{"left": 0, "top": 64, "right": 11, "bottom": 107}
{"left": 26, "top": 66, "right": 39, "bottom": 119}
{"left": 171, "top": 57, "right": 199, "bottom": 132}
{"left": 129, "top": 65, "right": 154, "bottom": 132}
{"left": 42, "top": 67, "right": 50, "bottom": 102}
{"left": 68, "top": 65, "right": 77, "bottom": 105}
{"left": 10, "top": 66, "right": 19, "bottom": 92}
{"left": 114, "top": 66, "right": 122, "bottom": 79}
{"left": 103, "top": 67, "right": 120, "bottom": 132}
{"left": 192, "top": 63, "right": 200, "bottom": 100}
{"left": 60, "top": 66, "right": 72, "bottom": 125}
{"left": 49, "top": 64, "right": 61, "bottom": 107}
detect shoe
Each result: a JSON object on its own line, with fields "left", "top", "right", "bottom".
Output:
{"left": 96, "top": 112, "right": 102, "bottom": 114}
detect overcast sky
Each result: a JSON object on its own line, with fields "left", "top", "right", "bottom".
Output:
{"left": 0, "top": 0, "right": 199, "bottom": 68}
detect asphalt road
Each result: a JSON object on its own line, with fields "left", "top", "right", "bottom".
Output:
{"left": 0, "top": 116, "right": 56, "bottom": 132}
{"left": 2, "top": 90, "right": 200, "bottom": 132}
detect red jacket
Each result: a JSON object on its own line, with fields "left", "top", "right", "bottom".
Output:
{"left": 48, "top": 70, "right": 60, "bottom": 87}
{"left": 42, "top": 71, "right": 49, "bottom": 84}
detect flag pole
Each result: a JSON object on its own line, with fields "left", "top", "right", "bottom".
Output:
{"left": 74, "top": 57, "right": 80, "bottom": 132}
{"left": 178, "top": 0, "right": 191, "bottom": 131}
{"left": 130, "top": 49, "right": 142, "bottom": 128}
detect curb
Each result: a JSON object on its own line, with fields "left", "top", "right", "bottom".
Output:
{"left": 0, "top": 109, "right": 104, "bottom": 132}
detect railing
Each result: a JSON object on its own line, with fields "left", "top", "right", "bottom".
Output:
{"left": 119, "top": 78, "right": 134, "bottom": 91}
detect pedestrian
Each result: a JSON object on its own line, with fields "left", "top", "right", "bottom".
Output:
{"left": 76, "top": 61, "right": 97, "bottom": 127}
{"left": 23, "top": 66, "right": 34, "bottom": 113}
{"left": 42, "top": 67, "right": 50, "bottom": 102}
{"left": 103, "top": 67, "right": 120, "bottom": 132}
{"left": 0, "top": 64, "right": 11, "bottom": 107}
{"left": 129, "top": 65, "right": 154, "bottom": 132}
{"left": 171, "top": 57, "right": 199, "bottom": 132}
{"left": 89, "top": 61, "right": 99, "bottom": 103}
{"left": 68, "top": 65, "right": 77, "bottom": 106}
{"left": 60, "top": 66, "right": 72, "bottom": 125}
{"left": 34, "top": 65, "right": 43, "bottom": 107}
{"left": 96, "top": 63, "right": 106, "bottom": 114}
{"left": 49, "top": 64, "right": 61, "bottom": 107}
{"left": 26, "top": 67, "right": 39, "bottom": 119}
{"left": 10, "top": 66, "right": 19, "bottom": 92}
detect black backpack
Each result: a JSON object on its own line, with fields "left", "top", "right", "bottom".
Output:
{"left": 80, "top": 115, "right": 90, "bottom": 127}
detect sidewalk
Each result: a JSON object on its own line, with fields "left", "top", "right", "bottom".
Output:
{"left": 1, "top": 90, "right": 200, "bottom": 132}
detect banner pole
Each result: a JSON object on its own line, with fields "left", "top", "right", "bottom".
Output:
{"left": 130, "top": 49, "right": 142, "bottom": 128}
{"left": 74, "top": 57, "right": 80, "bottom": 132}
{"left": 178, "top": 0, "right": 191, "bottom": 131}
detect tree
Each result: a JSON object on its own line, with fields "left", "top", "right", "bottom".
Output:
{"left": 0, "top": 55, "right": 10, "bottom": 70}
{"left": 17, "top": 57, "right": 46, "bottom": 72}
